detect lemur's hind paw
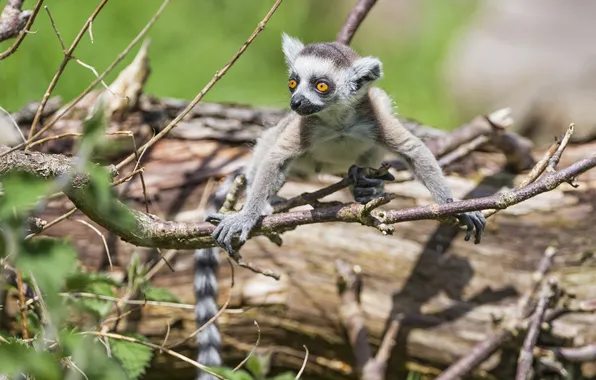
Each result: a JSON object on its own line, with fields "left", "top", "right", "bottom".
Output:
{"left": 206, "top": 211, "right": 259, "bottom": 254}
{"left": 348, "top": 165, "right": 395, "bottom": 204}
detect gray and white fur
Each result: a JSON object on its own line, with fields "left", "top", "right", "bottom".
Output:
{"left": 197, "top": 34, "right": 486, "bottom": 377}
{"left": 208, "top": 33, "right": 486, "bottom": 254}
{"left": 194, "top": 175, "right": 236, "bottom": 380}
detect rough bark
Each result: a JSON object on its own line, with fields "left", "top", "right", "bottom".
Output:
{"left": 6, "top": 99, "right": 596, "bottom": 379}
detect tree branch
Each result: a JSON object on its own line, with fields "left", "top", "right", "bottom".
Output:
{"left": 336, "top": 0, "right": 378, "bottom": 45}
{"left": 1, "top": 147, "right": 595, "bottom": 250}
{"left": 0, "top": 0, "right": 43, "bottom": 60}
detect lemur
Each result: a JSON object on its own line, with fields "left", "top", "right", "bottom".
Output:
{"left": 194, "top": 34, "right": 486, "bottom": 379}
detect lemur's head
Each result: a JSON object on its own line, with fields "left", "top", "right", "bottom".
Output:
{"left": 281, "top": 33, "right": 383, "bottom": 116}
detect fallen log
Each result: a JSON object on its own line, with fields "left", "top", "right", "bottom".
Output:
{"left": 9, "top": 97, "right": 595, "bottom": 379}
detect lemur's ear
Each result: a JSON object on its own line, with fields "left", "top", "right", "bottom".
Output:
{"left": 281, "top": 33, "right": 304, "bottom": 67}
{"left": 351, "top": 56, "right": 383, "bottom": 89}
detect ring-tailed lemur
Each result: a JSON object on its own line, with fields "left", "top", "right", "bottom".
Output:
{"left": 194, "top": 33, "right": 486, "bottom": 379}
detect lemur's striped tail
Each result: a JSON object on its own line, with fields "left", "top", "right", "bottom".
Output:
{"left": 195, "top": 246, "right": 221, "bottom": 380}
{"left": 194, "top": 175, "right": 237, "bottom": 380}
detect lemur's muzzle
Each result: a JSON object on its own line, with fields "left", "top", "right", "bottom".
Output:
{"left": 290, "top": 94, "right": 323, "bottom": 116}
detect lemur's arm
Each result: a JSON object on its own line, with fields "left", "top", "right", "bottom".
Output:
{"left": 208, "top": 115, "right": 304, "bottom": 253}
{"left": 369, "top": 88, "right": 486, "bottom": 243}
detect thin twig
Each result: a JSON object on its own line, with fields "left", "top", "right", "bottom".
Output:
{"left": 0, "top": 104, "right": 26, "bottom": 142}
{"left": 44, "top": 6, "right": 65, "bottom": 51}
{"left": 16, "top": 271, "right": 29, "bottom": 339}
{"left": 336, "top": 0, "right": 378, "bottom": 45}
{"left": 295, "top": 345, "right": 309, "bottom": 379}
{"left": 515, "top": 279, "right": 557, "bottom": 380}
{"left": 516, "top": 245, "right": 557, "bottom": 318}
{"left": 232, "top": 320, "right": 261, "bottom": 372}
{"left": 16, "top": 0, "right": 170, "bottom": 147}
{"left": 547, "top": 123, "right": 575, "bottom": 173}
{"left": 0, "top": 0, "right": 45, "bottom": 60}
{"left": 114, "top": 0, "right": 285, "bottom": 171}
{"left": 27, "top": 0, "right": 110, "bottom": 140}
{"left": 75, "top": 219, "right": 112, "bottom": 268}
{"left": 483, "top": 123, "right": 575, "bottom": 218}
{"left": 550, "top": 344, "right": 596, "bottom": 363}
{"left": 81, "top": 331, "right": 225, "bottom": 379}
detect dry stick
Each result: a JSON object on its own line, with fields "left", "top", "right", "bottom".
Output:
{"left": 15, "top": 271, "right": 29, "bottom": 339}
{"left": 484, "top": 123, "right": 574, "bottom": 218}
{"left": 516, "top": 280, "right": 557, "bottom": 380}
{"left": 296, "top": 345, "right": 309, "bottom": 379}
{"left": 336, "top": 0, "right": 378, "bottom": 45}
{"left": 547, "top": 123, "right": 575, "bottom": 173}
{"left": 62, "top": 292, "right": 196, "bottom": 310}
{"left": 435, "top": 250, "right": 559, "bottom": 380}
{"left": 551, "top": 344, "right": 596, "bottom": 363}
{"left": 0, "top": 0, "right": 44, "bottom": 60}
{"left": 114, "top": 0, "right": 285, "bottom": 171}
{"left": 516, "top": 245, "right": 557, "bottom": 318}
{"left": 81, "top": 331, "right": 225, "bottom": 379}
{"left": 26, "top": 0, "right": 110, "bottom": 141}
{"left": 336, "top": 259, "right": 371, "bottom": 374}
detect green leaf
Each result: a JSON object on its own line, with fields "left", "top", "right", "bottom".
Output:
{"left": 141, "top": 285, "right": 180, "bottom": 303}
{"left": 66, "top": 272, "right": 121, "bottom": 291}
{"left": 0, "top": 340, "right": 62, "bottom": 379}
{"left": 61, "top": 332, "right": 129, "bottom": 380}
{"left": 108, "top": 334, "right": 154, "bottom": 380}
{"left": 210, "top": 367, "right": 255, "bottom": 380}
{"left": 268, "top": 372, "right": 296, "bottom": 380}
{"left": 0, "top": 172, "right": 51, "bottom": 220}
{"left": 245, "top": 352, "right": 272, "bottom": 379}
{"left": 16, "top": 238, "right": 77, "bottom": 324}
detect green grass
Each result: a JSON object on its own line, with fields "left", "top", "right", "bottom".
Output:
{"left": 0, "top": 0, "right": 477, "bottom": 129}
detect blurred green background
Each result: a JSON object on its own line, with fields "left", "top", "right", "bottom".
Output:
{"left": 0, "top": 0, "right": 477, "bottom": 129}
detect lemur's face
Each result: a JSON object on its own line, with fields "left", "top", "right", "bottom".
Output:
{"left": 281, "top": 34, "right": 383, "bottom": 116}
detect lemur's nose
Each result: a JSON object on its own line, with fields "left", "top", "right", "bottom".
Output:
{"left": 290, "top": 95, "right": 305, "bottom": 111}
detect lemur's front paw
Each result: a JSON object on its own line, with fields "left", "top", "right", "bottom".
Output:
{"left": 454, "top": 210, "right": 486, "bottom": 244}
{"left": 206, "top": 211, "right": 259, "bottom": 254}
{"left": 348, "top": 165, "right": 395, "bottom": 204}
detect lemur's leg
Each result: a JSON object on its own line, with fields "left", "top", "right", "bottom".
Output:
{"left": 348, "top": 165, "right": 395, "bottom": 204}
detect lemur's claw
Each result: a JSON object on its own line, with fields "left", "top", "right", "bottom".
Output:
{"left": 349, "top": 165, "right": 394, "bottom": 204}
{"left": 455, "top": 211, "right": 486, "bottom": 244}
{"left": 206, "top": 212, "right": 259, "bottom": 254}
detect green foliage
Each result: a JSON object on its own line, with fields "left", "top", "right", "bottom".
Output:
{"left": 66, "top": 272, "right": 121, "bottom": 319}
{"left": 108, "top": 334, "right": 154, "bottom": 380}
{"left": 210, "top": 352, "right": 297, "bottom": 380}
{"left": 0, "top": 172, "right": 50, "bottom": 221}
{"left": 141, "top": 285, "right": 180, "bottom": 303}
{"left": 0, "top": 340, "right": 62, "bottom": 380}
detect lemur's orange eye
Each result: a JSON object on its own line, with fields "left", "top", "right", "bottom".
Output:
{"left": 316, "top": 82, "right": 329, "bottom": 92}
{"left": 288, "top": 79, "right": 297, "bottom": 89}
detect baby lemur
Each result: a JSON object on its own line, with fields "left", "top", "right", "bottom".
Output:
{"left": 207, "top": 34, "right": 486, "bottom": 252}
{"left": 194, "top": 34, "right": 485, "bottom": 380}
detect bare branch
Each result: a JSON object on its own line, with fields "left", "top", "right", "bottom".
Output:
{"left": 515, "top": 279, "right": 557, "bottom": 380}
{"left": 0, "top": 0, "right": 44, "bottom": 60}
{"left": 1, "top": 147, "right": 594, "bottom": 251}
{"left": 336, "top": 0, "right": 378, "bottom": 45}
